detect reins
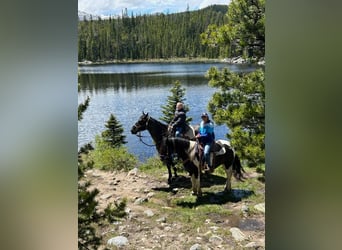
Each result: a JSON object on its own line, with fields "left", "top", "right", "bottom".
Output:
{"left": 135, "top": 132, "right": 155, "bottom": 147}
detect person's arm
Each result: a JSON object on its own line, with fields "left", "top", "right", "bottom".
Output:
{"left": 172, "top": 112, "right": 185, "bottom": 127}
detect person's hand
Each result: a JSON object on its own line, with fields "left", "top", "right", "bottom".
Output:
{"left": 196, "top": 134, "right": 201, "bottom": 138}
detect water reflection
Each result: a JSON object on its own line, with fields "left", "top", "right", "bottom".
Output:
{"left": 78, "top": 62, "right": 263, "bottom": 161}
{"left": 78, "top": 73, "right": 209, "bottom": 92}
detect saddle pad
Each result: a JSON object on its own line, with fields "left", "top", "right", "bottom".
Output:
{"left": 213, "top": 140, "right": 231, "bottom": 156}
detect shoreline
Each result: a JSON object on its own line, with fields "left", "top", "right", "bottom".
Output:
{"left": 78, "top": 56, "right": 265, "bottom": 66}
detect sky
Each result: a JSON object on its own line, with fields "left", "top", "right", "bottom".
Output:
{"left": 78, "top": 0, "right": 231, "bottom": 17}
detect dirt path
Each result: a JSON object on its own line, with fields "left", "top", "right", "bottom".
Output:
{"left": 84, "top": 168, "right": 265, "bottom": 249}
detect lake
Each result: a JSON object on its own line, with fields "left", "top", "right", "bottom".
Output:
{"left": 78, "top": 62, "right": 261, "bottom": 161}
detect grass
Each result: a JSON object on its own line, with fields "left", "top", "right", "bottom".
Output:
{"left": 139, "top": 160, "right": 265, "bottom": 220}
{"left": 89, "top": 157, "right": 265, "bottom": 249}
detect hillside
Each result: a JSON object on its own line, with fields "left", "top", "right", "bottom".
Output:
{"left": 78, "top": 5, "right": 230, "bottom": 62}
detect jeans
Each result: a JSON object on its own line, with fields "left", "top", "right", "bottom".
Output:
{"left": 175, "top": 127, "right": 182, "bottom": 137}
{"left": 203, "top": 143, "right": 211, "bottom": 167}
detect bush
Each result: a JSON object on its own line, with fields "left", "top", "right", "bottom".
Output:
{"left": 139, "top": 156, "right": 164, "bottom": 171}
{"left": 90, "top": 136, "right": 137, "bottom": 171}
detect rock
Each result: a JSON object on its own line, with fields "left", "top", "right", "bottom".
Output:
{"left": 254, "top": 203, "right": 265, "bottom": 213}
{"left": 244, "top": 242, "right": 259, "bottom": 248}
{"left": 127, "top": 167, "right": 138, "bottom": 176}
{"left": 146, "top": 192, "right": 155, "bottom": 198}
{"left": 144, "top": 209, "right": 154, "bottom": 217}
{"left": 209, "top": 226, "right": 219, "bottom": 232}
{"left": 209, "top": 235, "right": 223, "bottom": 244}
{"left": 100, "top": 193, "right": 112, "bottom": 200}
{"left": 230, "top": 227, "right": 246, "bottom": 241}
{"left": 134, "top": 197, "right": 148, "bottom": 205}
{"left": 190, "top": 243, "right": 202, "bottom": 250}
{"left": 107, "top": 236, "right": 128, "bottom": 247}
{"left": 241, "top": 205, "right": 249, "bottom": 213}
{"left": 156, "top": 217, "right": 166, "bottom": 223}
{"left": 92, "top": 172, "right": 102, "bottom": 177}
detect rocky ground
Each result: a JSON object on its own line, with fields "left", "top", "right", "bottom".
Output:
{"left": 84, "top": 167, "right": 265, "bottom": 249}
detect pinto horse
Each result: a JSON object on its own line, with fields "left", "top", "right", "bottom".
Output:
{"left": 131, "top": 112, "right": 197, "bottom": 184}
{"left": 160, "top": 136, "right": 245, "bottom": 196}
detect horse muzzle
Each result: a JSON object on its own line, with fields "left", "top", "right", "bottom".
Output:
{"left": 131, "top": 125, "right": 138, "bottom": 134}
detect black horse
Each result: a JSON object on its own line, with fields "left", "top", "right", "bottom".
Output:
{"left": 160, "top": 136, "right": 245, "bottom": 196}
{"left": 131, "top": 112, "right": 197, "bottom": 184}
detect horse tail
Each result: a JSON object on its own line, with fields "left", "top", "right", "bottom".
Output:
{"left": 233, "top": 154, "right": 245, "bottom": 181}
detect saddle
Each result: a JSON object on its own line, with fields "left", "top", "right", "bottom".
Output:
{"left": 169, "top": 123, "right": 193, "bottom": 139}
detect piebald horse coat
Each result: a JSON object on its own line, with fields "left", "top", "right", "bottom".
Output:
{"left": 161, "top": 137, "right": 245, "bottom": 196}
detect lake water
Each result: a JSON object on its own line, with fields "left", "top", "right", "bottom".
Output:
{"left": 78, "top": 62, "right": 261, "bottom": 161}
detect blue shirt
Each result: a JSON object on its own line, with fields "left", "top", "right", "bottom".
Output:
{"left": 199, "top": 120, "right": 214, "bottom": 144}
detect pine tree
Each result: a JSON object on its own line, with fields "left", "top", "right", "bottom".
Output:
{"left": 101, "top": 113, "right": 126, "bottom": 148}
{"left": 78, "top": 173, "right": 102, "bottom": 249}
{"left": 160, "top": 80, "right": 192, "bottom": 124}
{"left": 78, "top": 78, "right": 102, "bottom": 249}
{"left": 207, "top": 68, "right": 265, "bottom": 167}
{"left": 78, "top": 88, "right": 127, "bottom": 248}
{"left": 201, "top": 0, "right": 265, "bottom": 59}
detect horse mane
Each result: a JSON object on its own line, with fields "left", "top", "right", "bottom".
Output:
{"left": 148, "top": 115, "right": 168, "bottom": 127}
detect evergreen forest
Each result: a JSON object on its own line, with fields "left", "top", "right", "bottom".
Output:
{"left": 78, "top": 5, "right": 230, "bottom": 62}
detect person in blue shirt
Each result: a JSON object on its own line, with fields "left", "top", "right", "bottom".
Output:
{"left": 196, "top": 112, "right": 215, "bottom": 172}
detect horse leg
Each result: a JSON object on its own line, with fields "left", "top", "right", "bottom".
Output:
{"left": 167, "top": 163, "right": 173, "bottom": 184}
{"left": 191, "top": 167, "right": 202, "bottom": 197}
{"left": 196, "top": 168, "right": 202, "bottom": 197}
{"left": 190, "top": 174, "right": 197, "bottom": 195}
{"left": 224, "top": 165, "right": 233, "bottom": 192}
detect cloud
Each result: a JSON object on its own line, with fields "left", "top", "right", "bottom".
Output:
{"left": 78, "top": 0, "right": 230, "bottom": 16}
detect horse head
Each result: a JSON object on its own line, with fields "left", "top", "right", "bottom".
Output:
{"left": 131, "top": 112, "right": 149, "bottom": 134}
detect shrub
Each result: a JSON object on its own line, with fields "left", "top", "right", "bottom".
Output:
{"left": 90, "top": 136, "right": 137, "bottom": 171}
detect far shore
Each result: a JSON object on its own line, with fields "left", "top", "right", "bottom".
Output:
{"left": 78, "top": 56, "right": 265, "bottom": 66}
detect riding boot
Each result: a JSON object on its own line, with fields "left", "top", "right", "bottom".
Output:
{"left": 208, "top": 165, "right": 214, "bottom": 173}
{"left": 203, "top": 163, "right": 214, "bottom": 173}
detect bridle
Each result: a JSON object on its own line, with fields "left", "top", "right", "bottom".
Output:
{"left": 133, "top": 115, "right": 156, "bottom": 147}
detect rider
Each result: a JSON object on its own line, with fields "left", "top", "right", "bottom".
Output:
{"left": 169, "top": 102, "right": 187, "bottom": 137}
{"left": 196, "top": 112, "right": 215, "bottom": 172}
